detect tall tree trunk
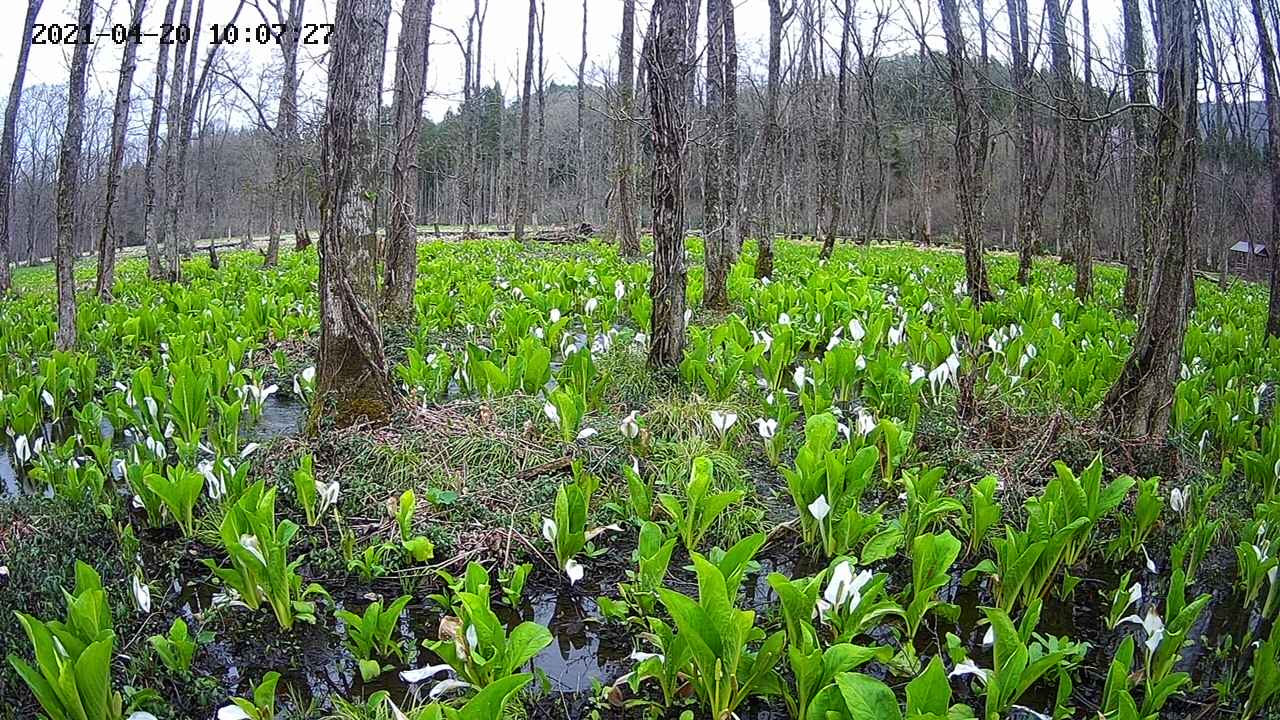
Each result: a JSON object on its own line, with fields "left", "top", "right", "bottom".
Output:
{"left": 1251, "top": 0, "right": 1280, "bottom": 337}
{"left": 1046, "top": 0, "right": 1091, "bottom": 299}
{"left": 534, "top": 0, "right": 546, "bottom": 226}
{"left": 723, "top": 0, "right": 740, "bottom": 255}
{"left": 317, "top": 0, "right": 395, "bottom": 425}
{"left": 1122, "top": 0, "right": 1155, "bottom": 313}
{"left": 576, "top": 0, "right": 587, "bottom": 225}
{"left": 615, "top": 0, "right": 640, "bottom": 257}
{"left": 0, "top": 0, "right": 43, "bottom": 295}
{"left": 818, "top": 0, "right": 852, "bottom": 260}
{"left": 142, "top": 0, "right": 179, "bottom": 280}
{"left": 161, "top": 0, "right": 195, "bottom": 280}
{"left": 1007, "top": 0, "right": 1040, "bottom": 285}
{"left": 514, "top": 0, "right": 536, "bottom": 242}
{"left": 648, "top": 0, "right": 689, "bottom": 369}
{"left": 95, "top": 0, "right": 148, "bottom": 301}
{"left": 1102, "top": 0, "right": 1199, "bottom": 439}
{"left": 265, "top": 0, "right": 306, "bottom": 266}
{"left": 55, "top": 0, "right": 94, "bottom": 350}
{"left": 384, "top": 0, "right": 435, "bottom": 315}
{"left": 939, "top": 0, "right": 993, "bottom": 304}
{"left": 756, "top": 0, "right": 785, "bottom": 279}
{"left": 703, "top": 0, "right": 727, "bottom": 309}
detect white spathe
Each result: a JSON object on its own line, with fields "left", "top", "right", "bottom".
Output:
{"left": 807, "top": 495, "right": 831, "bottom": 523}
{"left": 709, "top": 410, "right": 738, "bottom": 434}
{"left": 619, "top": 411, "right": 640, "bottom": 439}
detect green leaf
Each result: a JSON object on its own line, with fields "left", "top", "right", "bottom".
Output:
{"left": 834, "top": 672, "right": 903, "bottom": 720}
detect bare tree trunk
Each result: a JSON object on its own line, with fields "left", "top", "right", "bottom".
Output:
{"left": 702, "top": 0, "right": 727, "bottom": 309}
{"left": 614, "top": 0, "right": 641, "bottom": 257}
{"left": 1007, "top": 0, "right": 1040, "bottom": 285}
{"left": 95, "top": 0, "right": 148, "bottom": 300}
{"left": 514, "top": 0, "right": 536, "bottom": 242}
{"left": 264, "top": 0, "right": 306, "bottom": 267}
{"left": 939, "top": 0, "right": 993, "bottom": 304}
{"left": 1251, "top": 0, "right": 1280, "bottom": 337}
{"left": 1046, "top": 0, "right": 1092, "bottom": 299}
{"left": 818, "top": 0, "right": 852, "bottom": 260}
{"left": 1102, "top": 0, "right": 1199, "bottom": 439}
{"left": 161, "top": 0, "right": 195, "bottom": 280}
{"left": 576, "top": 0, "right": 587, "bottom": 225}
{"left": 0, "top": 0, "right": 43, "bottom": 294}
{"left": 383, "top": 0, "right": 434, "bottom": 315}
{"left": 142, "top": 0, "right": 179, "bottom": 280}
{"left": 1122, "top": 0, "right": 1155, "bottom": 313}
{"left": 723, "top": 0, "right": 740, "bottom": 256}
{"left": 756, "top": 0, "right": 786, "bottom": 279}
{"left": 534, "top": 0, "right": 546, "bottom": 226}
{"left": 648, "top": 0, "right": 689, "bottom": 369}
{"left": 317, "top": 0, "right": 395, "bottom": 426}
{"left": 55, "top": 0, "right": 94, "bottom": 350}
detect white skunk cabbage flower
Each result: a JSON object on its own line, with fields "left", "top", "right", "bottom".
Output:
{"left": 1169, "top": 486, "right": 1187, "bottom": 514}
{"left": 754, "top": 418, "right": 777, "bottom": 439}
{"left": 240, "top": 535, "right": 266, "bottom": 565}
{"left": 615, "top": 279, "right": 626, "bottom": 301}
{"left": 854, "top": 409, "right": 877, "bottom": 436}
{"left": 576, "top": 427, "right": 599, "bottom": 441}
{"left": 821, "top": 561, "right": 873, "bottom": 616}
{"left": 565, "top": 558, "right": 585, "bottom": 585}
{"left": 848, "top": 318, "right": 865, "bottom": 341}
{"left": 1141, "top": 544, "right": 1157, "bottom": 574}
{"left": 429, "top": 678, "right": 474, "bottom": 699}
{"left": 928, "top": 354, "right": 960, "bottom": 399}
{"left": 949, "top": 658, "right": 991, "bottom": 683}
{"left": 807, "top": 495, "right": 830, "bottom": 523}
{"left": 541, "top": 518, "right": 558, "bottom": 544}
{"left": 709, "top": 410, "right": 737, "bottom": 435}
{"left": 619, "top": 411, "right": 640, "bottom": 439}
{"left": 400, "top": 664, "right": 454, "bottom": 684}
{"left": 793, "top": 366, "right": 809, "bottom": 391}
{"left": 317, "top": 479, "right": 341, "bottom": 516}
{"left": 1120, "top": 607, "right": 1166, "bottom": 656}
{"left": 543, "top": 402, "right": 560, "bottom": 425}
{"left": 131, "top": 574, "right": 151, "bottom": 614}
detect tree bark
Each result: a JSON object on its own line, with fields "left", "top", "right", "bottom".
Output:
{"left": 317, "top": 0, "right": 395, "bottom": 426}
{"left": 1122, "top": 0, "right": 1155, "bottom": 313}
{"left": 95, "top": 0, "right": 148, "bottom": 301}
{"left": 55, "top": 0, "right": 94, "bottom": 350}
{"left": 265, "top": 0, "right": 306, "bottom": 267}
{"left": 576, "top": 0, "right": 587, "bottom": 225}
{"left": 383, "top": 0, "right": 434, "bottom": 315}
{"left": 1251, "top": 0, "right": 1280, "bottom": 337}
{"left": 614, "top": 0, "right": 641, "bottom": 257}
{"left": 648, "top": 0, "right": 689, "bottom": 369}
{"left": 142, "top": 0, "right": 179, "bottom": 280}
{"left": 702, "top": 0, "right": 728, "bottom": 309}
{"left": 723, "top": 0, "right": 740, "bottom": 256}
{"left": 818, "top": 0, "right": 852, "bottom": 260}
{"left": 161, "top": 0, "right": 196, "bottom": 280}
{"left": 939, "top": 0, "right": 993, "bottom": 304}
{"left": 1007, "top": 0, "right": 1040, "bottom": 285}
{"left": 1046, "top": 0, "right": 1092, "bottom": 300}
{"left": 0, "top": 0, "right": 43, "bottom": 295}
{"left": 1102, "top": 0, "right": 1199, "bottom": 439}
{"left": 514, "top": 0, "right": 536, "bottom": 242}
{"left": 756, "top": 0, "right": 785, "bottom": 279}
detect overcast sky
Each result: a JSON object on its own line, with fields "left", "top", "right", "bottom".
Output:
{"left": 0, "top": 0, "right": 1131, "bottom": 125}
